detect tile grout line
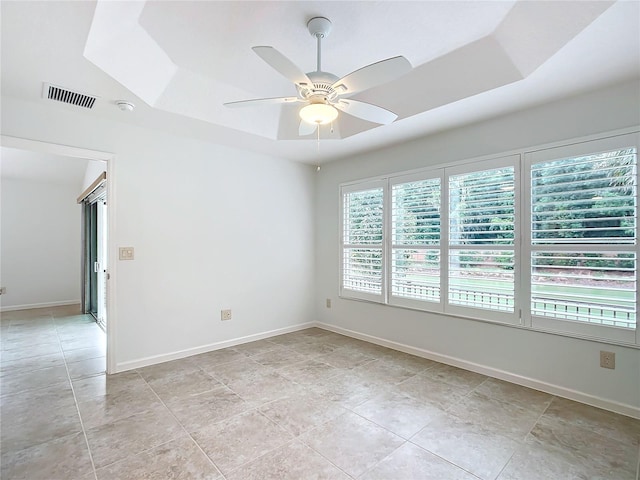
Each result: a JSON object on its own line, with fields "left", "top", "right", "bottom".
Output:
{"left": 149, "top": 349, "right": 356, "bottom": 479}
{"left": 343, "top": 401, "right": 483, "bottom": 479}
{"left": 493, "top": 393, "right": 557, "bottom": 480}
{"left": 136, "top": 370, "right": 228, "bottom": 479}
{"left": 53, "top": 311, "right": 100, "bottom": 480}
{"left": 201, "top": 370, "right": 316, "bottom": 477}
{"left": 5, "top": 321, "right": 637, "bottom": 478}
{"left": 389, "top": 372, "right": 535, "bottom": 479}
{"left": 339, "top": 411, "right": 408, "bottom": 480}
{"left": 290, "top": 411, "right": 364, "bottom": 480}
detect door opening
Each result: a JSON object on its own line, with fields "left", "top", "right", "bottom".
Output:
{"left": 1, "top": 135, "right": 115, "bottom": 373}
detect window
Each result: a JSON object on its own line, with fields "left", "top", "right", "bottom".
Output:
{"left": 340, "top": 131, "right": 639, "bottom": 345}
{"left": 525, "top": 134, "right": 638, "bottom": 343}
{"left": 390, "top": 173, "right": 442, "bottom": 310}
{"left": 341, "top": 182, "right": 385, "bottom": 302}
{"left": 447, "top": 159, "right": 517, "bottom": 324}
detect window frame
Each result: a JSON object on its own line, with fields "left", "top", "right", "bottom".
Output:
{"left": 340, "top": 180, "right": 387, "bottom": 303}
{"left": 388, "top": 169, "right": 445, "bottom": 313}
{"left": 522, "top": 132, "right": 639, "bottom": 345}
{"left": 444, "top": 154, "right": 521, "bottom": 325}
{"left": 338, "top": 129, "right": 639, "bottom": 347}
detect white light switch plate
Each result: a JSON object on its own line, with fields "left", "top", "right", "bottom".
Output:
{"left": 119, "top": 247, "right": 134, "bottom": 260}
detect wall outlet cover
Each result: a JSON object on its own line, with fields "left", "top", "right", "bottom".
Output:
{"left": 221, "top": 309, "right": 232, "bottom": 321}
{"left": 119, "top": 247, "right": 134, "bottom": 260}
{"left": 600, "top": 351, "right": 615, "bottom": 369}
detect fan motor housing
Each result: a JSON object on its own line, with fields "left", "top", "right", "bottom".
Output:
{"left": 298, "top": 71, "right": 339, "bottom": 100}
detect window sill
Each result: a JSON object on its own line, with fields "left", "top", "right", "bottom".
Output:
{"left": 338, "top": 294, "right": 639, "bottom": 349}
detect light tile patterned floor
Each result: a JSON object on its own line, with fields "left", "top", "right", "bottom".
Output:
{"left": 1, "top": 305, "right": 639, "bottom": 479}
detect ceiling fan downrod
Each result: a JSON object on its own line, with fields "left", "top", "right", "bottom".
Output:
{"left": 307, "top": 17, "right": 332, "bottom": 73}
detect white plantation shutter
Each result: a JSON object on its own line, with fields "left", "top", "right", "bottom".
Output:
{"left": 390, "top": 173, "right": 442, "bottom": 309}
{"left": 525, "top": 133, "right": 638, "bottom": 342}
{"left": 339, "top": 131, "right": 639, "bottom": 344}
{"left": 341, "top": 182, "right": 385, "bottom": 301}
{"left": 446, "top": 156, "right": 519, "bottom": 323}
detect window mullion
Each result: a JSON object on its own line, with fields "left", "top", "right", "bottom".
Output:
{"left": 522, "top": 154, "right": 533, "bottom": 327}
{"left": 442, "top": 168, "right": 450, "bottom": 313}
{"left": 383, "top": 178, "right": 391, "bottom": 305}
{"left": 340, "top": 130, "right": 638, "bottom": 346}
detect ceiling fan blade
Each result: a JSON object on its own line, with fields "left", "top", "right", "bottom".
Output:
{"left": 332, "top": 56, "right": 412, "bottom": 96}
{"left": 299, "top": 120, "right": 317, "bottom": 136}
{"left": 335, "top": 99, "right": 398, "bottom": 124}
{"left": 224, "top": 97, "right": 300, "bottom": 108}
{"left": 252, "top": 46, "right": 313, "bottom": 89}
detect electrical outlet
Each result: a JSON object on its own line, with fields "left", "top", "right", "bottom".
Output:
{"left": 326, "top": 298, "right": 331, "bottom": 308}
{"left": 600, "top": 351, "right": 615, "bottom": 369}
{"left": 221, "top": 309, "right": 232, "bottom": 321}
{"left": 0, "top": 287, "right": 6, "bottom": 295}
{"left": 119, "top": 247, "right": 134, "bottom": 260}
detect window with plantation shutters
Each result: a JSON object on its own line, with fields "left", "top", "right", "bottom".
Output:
{"left": 341, "top": 183, "right": 385, "bottom": 301}
{"left": 339, "top": 130, "right": 639, "bottom": 345}
{"left": 391, "top": 174, "right": 442, "bottom": 309}
{"left": 446, "top": 156, "right": 519, "bottom": 323}
{"left": 526, "top": 136, "right": 638, "bottom": 341}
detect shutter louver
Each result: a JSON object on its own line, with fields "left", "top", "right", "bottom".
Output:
{"left": 530, "top": 148, "right": 637, "bottom": 329}
{"left": 391, "top": 177, "right": 441, "bottom": 303}
{"left": 342, "top": 186, "right": 384, "bottom": 298}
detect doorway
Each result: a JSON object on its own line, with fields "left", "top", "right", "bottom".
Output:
{"left": 1, "top": 135, "right": 115, "bottom": 373}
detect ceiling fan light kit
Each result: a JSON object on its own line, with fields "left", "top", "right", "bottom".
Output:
{"left": 224, "top": 16, "right": 413, "bottom": 138}
{"left": 299, "top": 103, "right": 338, "bottom": 125}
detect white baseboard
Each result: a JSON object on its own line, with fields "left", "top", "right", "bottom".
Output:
{"left": 0, "top": 300, "right": 80, "bottom": 312}
{"left": 316, "top": 322, "right": 640, "bottom": 420}
{"left": 115, "top": 322, "right": 316, "bottom": 372}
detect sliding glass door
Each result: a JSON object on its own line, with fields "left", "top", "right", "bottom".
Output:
{"left": 81, "top": 180, "right": 107, "bottom": 331}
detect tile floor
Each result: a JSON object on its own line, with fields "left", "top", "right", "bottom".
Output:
{"left": 1, "top": 305, "right": 639, "bottom": 479}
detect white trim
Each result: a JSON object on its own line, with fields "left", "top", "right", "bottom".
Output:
{"left": 340, "top": 180, "right": 386, "bottom": 303}
{"left": 523, "top": 132, "right": 639, "bottom": 345}
{"left": 338, "top": 127, "right": 640, "bottom": 191}
{"left": 338, "top": 129, "right": 640, "bottom": 346}
{"left": 0, "top": 300, "right": 80, "bottom": 312}
{"left": 0, "top": 135, "right": 117, "bottom": 373}
{"left": 114, "top": 322, "right": 316, "bottom": 372}
{"left": 389, "top": 170, "right": 444, "bottom": 312}
{"left": 315, "top": 321, "right": 640, "bottom": 420}
{"left": 105, "top": 143, "right": 117, "bottom": 375}
{"left": 0, "top": 136, "right": 113, "bottom": 161}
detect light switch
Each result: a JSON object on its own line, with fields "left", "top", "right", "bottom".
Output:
{"left": 119, "top": 247, "right": 134, "bottom": 260}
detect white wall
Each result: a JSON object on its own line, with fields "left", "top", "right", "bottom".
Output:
{"left": 1, "top": 177, "right": 81, "bottom": 309}
{"left": 1, "top": 96, "right": 316, "bottom": 371}
{"left": 315, "top": 79, "right": 640, "bottom": 416}
{"left": 3, "top": 78, "right": 638, "bottom": 416}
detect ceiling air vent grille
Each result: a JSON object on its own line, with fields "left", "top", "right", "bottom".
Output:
{"left": 43, "top": 84, "right": 97, "bottom": 109}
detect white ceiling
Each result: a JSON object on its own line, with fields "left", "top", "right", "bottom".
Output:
{"left": 0, "top": 147, "right": 90, "bottom": 186}
{"left": 1, "top": 1, "right": 639, "bottom": 164}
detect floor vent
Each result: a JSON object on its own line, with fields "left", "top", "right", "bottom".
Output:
{"left": 43, "top": 83, "right": 97, "bottom": 109}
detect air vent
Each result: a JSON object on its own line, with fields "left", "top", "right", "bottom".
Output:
{"left": 42, "top": 83, "right": 97, "bottom": 109}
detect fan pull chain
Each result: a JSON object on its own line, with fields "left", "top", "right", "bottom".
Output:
{"left": 317, "top": 124, "right": 321, "bottom": 152}
{"left": 330, "top": 121, "right": 334, "bottom": 134}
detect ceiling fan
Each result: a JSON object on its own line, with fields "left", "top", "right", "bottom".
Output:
{"left": 224, "top": 17, "right": 412, "bottom": 137}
